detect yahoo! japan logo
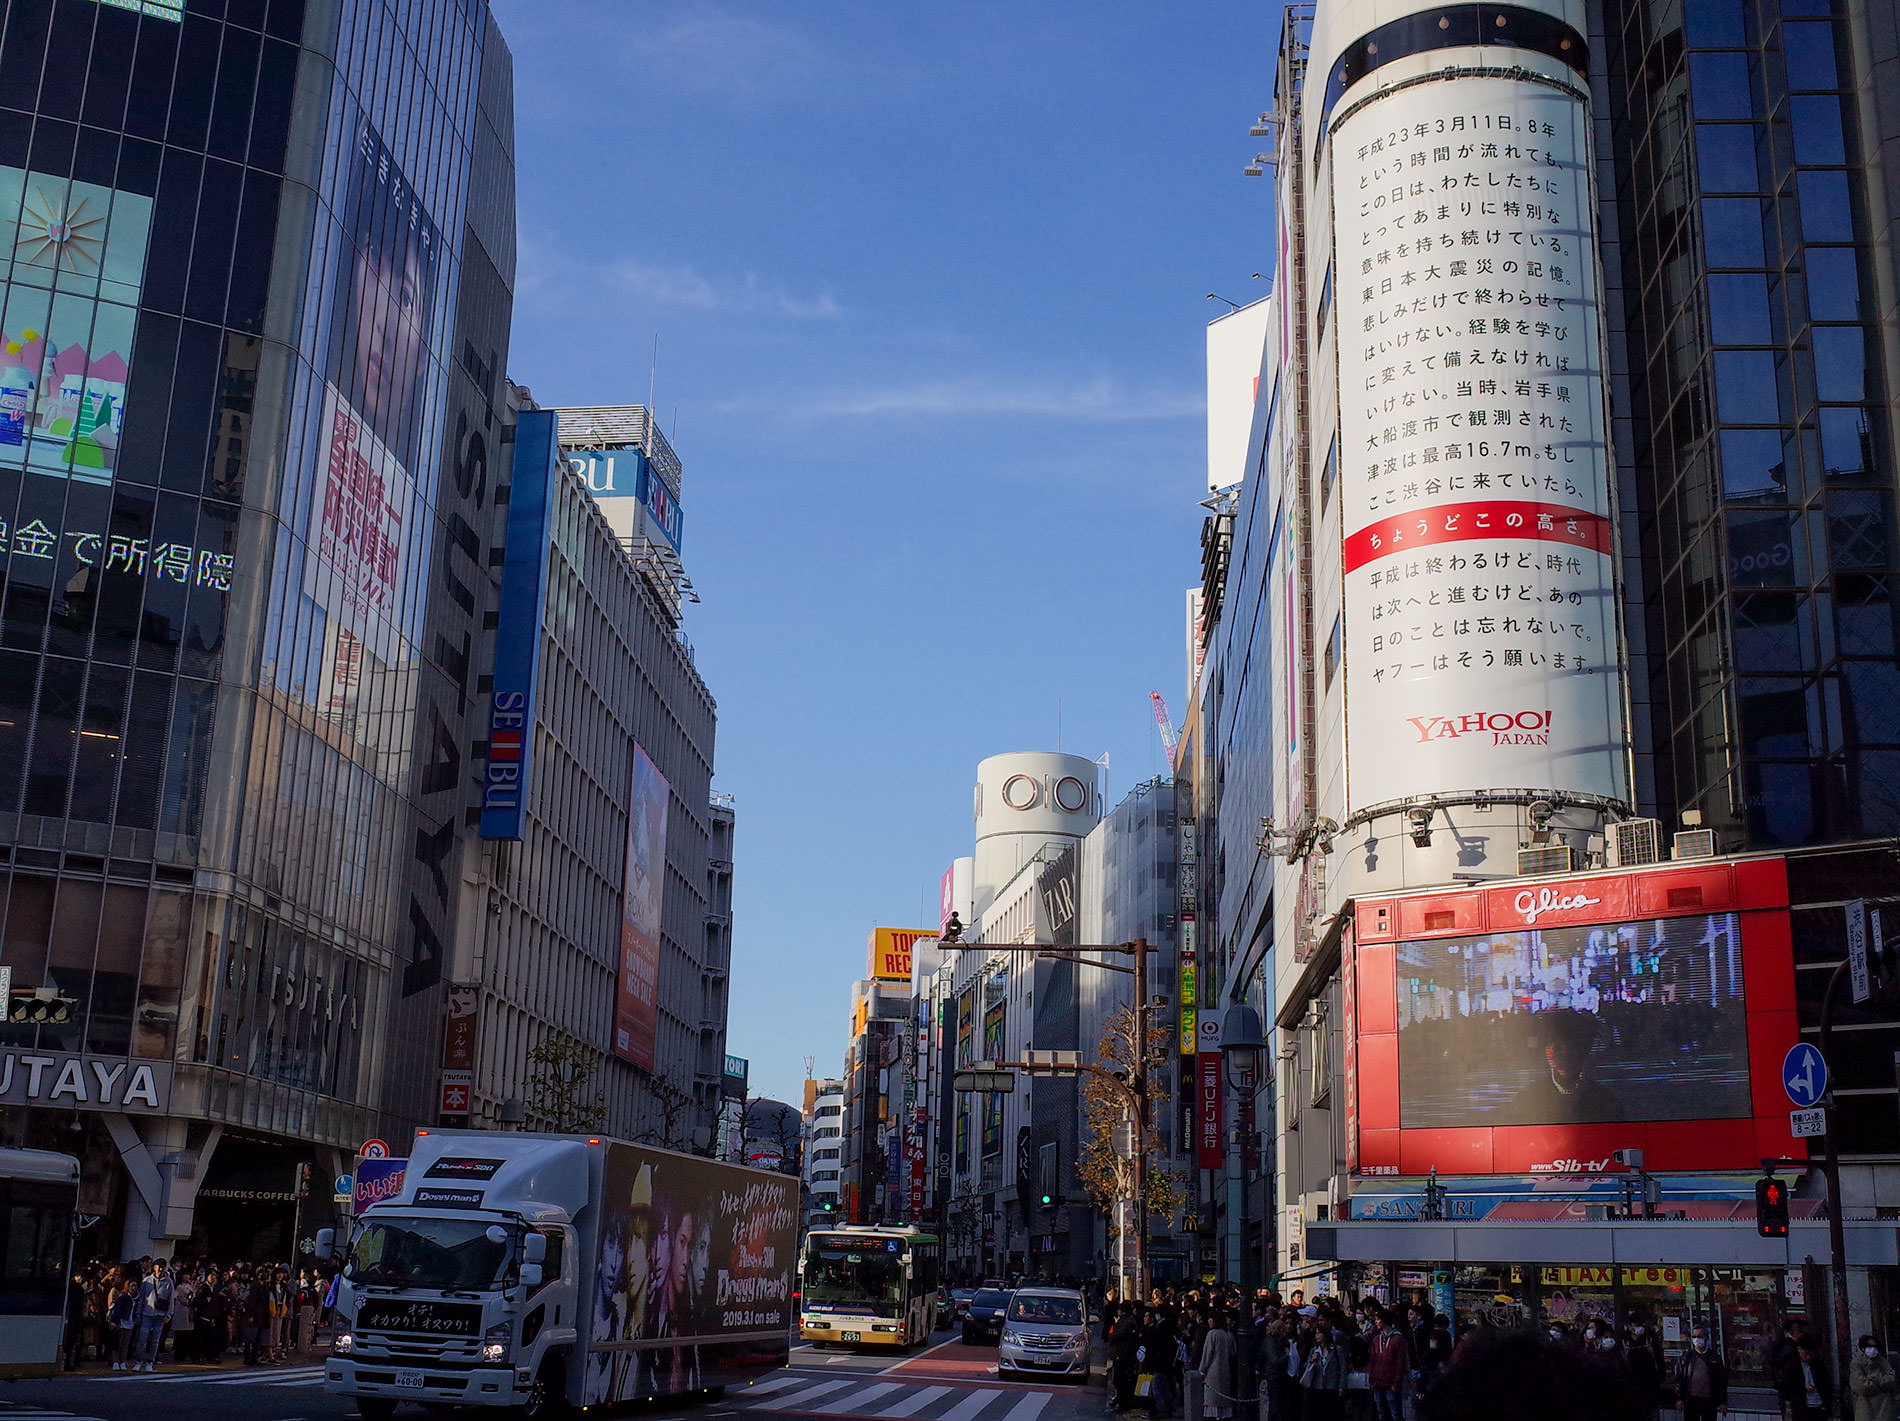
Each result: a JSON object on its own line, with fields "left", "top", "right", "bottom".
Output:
{"left": 1406, "top": 710, "right": 1552, "bottom": 746}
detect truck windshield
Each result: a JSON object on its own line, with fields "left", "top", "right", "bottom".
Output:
{"left": 800, "top": 1245, "right": 904, "bottom": 1318}
{"left": 349, "top": 1216, "right": 513, "bottom": 1290}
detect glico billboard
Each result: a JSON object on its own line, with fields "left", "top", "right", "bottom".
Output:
{"left": 1345, "top": 856, "right": 1801, "bottom": 1176}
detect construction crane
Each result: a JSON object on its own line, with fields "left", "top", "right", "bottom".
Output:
{"left": 1150, "top": 692, "right": 1180, "bottom": 763}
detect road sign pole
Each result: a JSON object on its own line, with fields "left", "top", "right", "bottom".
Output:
{"left": 1818, "top": 961, "right": 1853, "bottom": 1407}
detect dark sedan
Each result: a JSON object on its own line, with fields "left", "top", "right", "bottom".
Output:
{"left": 961, "top": 1287, "right": 1014, "bottom": 1345}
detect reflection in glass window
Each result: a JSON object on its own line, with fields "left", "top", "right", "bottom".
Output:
{"left": 1714, "top": 350, "right": 1781, "bottom": 423}
{"left": 1685, "top": 0, "right": 1747, "bottom": 45}
{"left": 1819, "top": 407, "right": 1874, "bottom": 477}
{"left": 1791, "top": 95, "right": 1847, "bottom": 165}
{"left": 1695, "top": 125, "right": 1763, "bottom": 192}
{"left": 1702, "top": 199, "right": 1767, "bottom": 266}
{"left": 1846, "top": 662, "right": 1900, "bottom": 745}
{"left": 1812, "top": 326, "right": 1869, "bottom": 404}
{"left": 1804, "top": 247, "right": 1863, "bottom": 321}
{"left": 1727, "top": 509, "right": 1805, "bottom": 588}
{"left": 1799, "top": 170, "right": 1856, "bottom": 243}
{"left": 1706, "top": 273, "right": 1773, "bottom": 344}
{"left": 1782, "top": 22, "right": 1840, "bottom": 91}
{"left": 1689, "top": 52, "right": 1754, "bottom": 119}
{"left": 1719, "top": 429, "right": 1790, "bottom": 499}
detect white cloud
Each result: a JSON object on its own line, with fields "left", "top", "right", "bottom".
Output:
{"left": 515, "top": 231, "right": 840, "bottom": 321}
{"left": 622, "top": 11, "right": 830, "bottom": 99}
{"left": 787, "top": 374, "right": 1202, "bottom": 423}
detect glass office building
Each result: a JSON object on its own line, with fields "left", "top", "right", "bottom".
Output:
{"left": 1605, "top": 0, "right": 1900, "bottom": 847}
{"left": 0, "top": 0, "right": 517, "bottom": 1260}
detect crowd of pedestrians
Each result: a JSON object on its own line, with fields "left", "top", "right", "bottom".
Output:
{"left": 61, "top": 1257, "right": 332, "bottom": 1372}
{"left": 1089, "top": 1283, "right": 1900, "bottom": 1421}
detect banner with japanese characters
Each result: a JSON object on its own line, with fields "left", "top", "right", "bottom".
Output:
{"left": 1332, "top": 75, "right": 1628, "bottom": 812}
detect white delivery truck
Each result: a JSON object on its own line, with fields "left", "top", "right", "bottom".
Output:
{"left": 321, "top": 1130, "right": 798, "bottom": 1419}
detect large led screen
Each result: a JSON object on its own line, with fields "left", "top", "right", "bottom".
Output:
{"left": 1397, "top": 912, "right": 1750, "bottom": 1128}
{"left": 0, "top": 165, "right": 152, "bottom": 485}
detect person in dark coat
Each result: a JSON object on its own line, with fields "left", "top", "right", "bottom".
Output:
{"left": 1672, "top": 1325, "right": 1729, "bottom": 1421}
{"left": 1141, "top": 1307, "right": 1182, "bottom": 1418}
{"left": 1109, "top": 1303, "right": 1144, "bottom": 1412}
{"left": 1775, "top": 1340, "right": 1833, "bottom": 1420}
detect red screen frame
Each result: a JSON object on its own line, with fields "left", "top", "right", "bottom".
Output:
{"left": 1348, "top": 855, "right": 1799, "bottom": 1176}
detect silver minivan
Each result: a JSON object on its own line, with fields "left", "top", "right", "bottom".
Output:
{"left": 997, "top": 1287, "right": 1092, "bottom": 1382}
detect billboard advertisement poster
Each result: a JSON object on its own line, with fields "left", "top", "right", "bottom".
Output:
{"left": 303, "top": 116, "right": 444, "bottom": 678}
{"left": 352, "top": 1157, "right": 407, "bottom": 1215}
{"left": 0, "top": 164, "right": 153, "bottom": 485}
{"left": 1330, "top": 75, "right": 1628, "bottom": 812}
{"left": 615, "top": 741, "right": 671, "bottom": 1068}
{"left": 868, "top": 928, "right": 935, "bottom": 984}
{"left": 1350, "top": 857, "right": 1801, "bottom": 1174}
{"left": 1179, "top": 954, "right": 1198, "bottom": 1056}
{"left": 567, "top": 447, "right": 685, "bottom": 553}
{"left": 721, "top": 1054, "right": 748, "bottom": 1102}
{"left": 586, "top": 1144, "right": 798, "bottom": 1404}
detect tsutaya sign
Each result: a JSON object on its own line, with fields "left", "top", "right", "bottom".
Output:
{"left": 0, "top": 1049, "right": 172, "bottom": 1113}
{"left": 1332, "top": 71, "right": 1629, "bottom": 812}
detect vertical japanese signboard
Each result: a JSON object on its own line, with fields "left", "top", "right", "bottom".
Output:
{"left": 439, "top": 983, "right": 479, "bottom": 1123}
{"left": 480, "top": 409, "right": 555, "bottom": 837}
{"left": 615, "top": 742, "right": 670, "bottom": 1068}
{"left": 1331, "top": 75, "right": 1627, "bottom": 811}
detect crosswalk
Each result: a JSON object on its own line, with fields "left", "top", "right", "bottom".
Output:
{"left": 86, "top": 1364, "right": 326, "bottom": 1388}
{"left": 738, "top": 1373, "right": 1056, "bottom": 1421}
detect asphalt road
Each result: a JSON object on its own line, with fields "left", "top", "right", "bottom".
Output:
{"left": 0, "top": 1334, "right": 1103, "bottom": 1421}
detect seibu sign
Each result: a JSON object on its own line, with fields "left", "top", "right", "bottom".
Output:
{"left": 1331, "top": 73, "right": 1629, "bottom": 813}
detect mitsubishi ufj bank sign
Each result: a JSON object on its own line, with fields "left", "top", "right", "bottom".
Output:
{"left": 1331, "top": 71, "right": 1629, "bottom": 811}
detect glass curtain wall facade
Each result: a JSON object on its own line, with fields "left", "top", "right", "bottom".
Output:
{"left": 1606, "top": 0, "right": 1900, "bottom": 847}
{"left": 0, "top": 0, "right": 515, "bottom": 1261}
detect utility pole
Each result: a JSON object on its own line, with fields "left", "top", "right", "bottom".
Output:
{"left": 1817, "top": 959, "right": 1854, "bottom": 1407}
{"left": 947, "top": 935, "right": 1152, "bottom": 1298}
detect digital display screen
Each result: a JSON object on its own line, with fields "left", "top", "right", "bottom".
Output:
{"left": 0, "top": 165, "right": 152, "bottom": 486}
{"left": 1395, "top": 911, "right": 1750, "bottom": 1128}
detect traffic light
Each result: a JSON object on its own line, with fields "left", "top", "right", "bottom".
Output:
{"left": 7, "top": 992, "right": 73, "bottom": 1024}
{"left": 821, "top": 1199, "right": 835, "bottom": 1212}
{"left": 1756, "top": 1175, "right": 1790, "bottom": 1237}
{"left": 1039, "top": 1192, "right": 1054, "bottom": 1208}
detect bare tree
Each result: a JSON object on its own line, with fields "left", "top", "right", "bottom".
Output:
{"left": 1075, "top": 1007, "right": 1184, "bottom": 1237}
{"left": 638, "top": 1074, "right": 714, "bottom": 1155}
{"left": 524, "top": 1031, "right": 607, "bottom": 1134}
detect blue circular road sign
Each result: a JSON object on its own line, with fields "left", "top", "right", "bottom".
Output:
{"left": 1783, "top": 1042, "right": 1829, "bottom": 1108}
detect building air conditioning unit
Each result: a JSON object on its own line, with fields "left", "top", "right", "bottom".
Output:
{"left": 1517, "top": 845, "right": 1577, "bottom": 877}
{"left": 1673, "top": 829, "right": 1720, "bottom": 860}
{"left": 1607, "top": 818, "right": 1662, "bottom": 867}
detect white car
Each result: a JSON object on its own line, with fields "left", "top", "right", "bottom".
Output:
{"left": 997, "top": 1287, "right": 1092, "bottom": 1383}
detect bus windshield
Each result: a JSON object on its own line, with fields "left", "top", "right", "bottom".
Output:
{"left": 348, "top": 1215, "right": 514, "bottom": 1291}
{"left": 801, "top": 1241, "right": 905, "bottom": 1318}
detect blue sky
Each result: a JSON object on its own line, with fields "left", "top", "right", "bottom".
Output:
{"left": 487, "top": 1, "right": 1278, "bottom": 1106}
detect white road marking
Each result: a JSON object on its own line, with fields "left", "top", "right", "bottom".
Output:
{"left": 809, "top": 1382, "right": 903, "bottom": 1413}
{"left": 999, "top": 1392, "right": 1053, "bottom": 1421}
{"left": 939, "top": 1388, "right": 1008, "bottom": 1421}
{"left": 772, "top": 1378, "right": 859, "bottom": 1409}
{"left": 874, "top": 1385, "right": 954, "bottom": 1419}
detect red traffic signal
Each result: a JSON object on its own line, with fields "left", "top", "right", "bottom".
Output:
{"left": 1755, "top": 1175, "right": 1790, "bottom": 1237}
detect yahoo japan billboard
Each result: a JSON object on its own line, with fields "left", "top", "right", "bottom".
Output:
{"left": 1346, "top": 856, "right": 1801, "bottom": 1176}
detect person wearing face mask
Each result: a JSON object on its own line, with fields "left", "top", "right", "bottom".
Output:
{"left": 1583, "top": 1321, "right": 1629, "bottom": 1380}
{"left": 1672, "top": 1326, "right": 1728, "bottom": 1421}
{"left": 1851, "top": 1334, "right": 1897, "bottom": 1421}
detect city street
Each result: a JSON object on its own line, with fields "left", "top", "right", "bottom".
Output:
{"left": 0, "top": 1337, "right": 1102, "bottom": 1421}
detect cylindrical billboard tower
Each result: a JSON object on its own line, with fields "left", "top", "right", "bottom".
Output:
{"left": 972, "top": 752, "right": 1101, "bottom": 917}
{"left": 1315, "top": 0, "right": 1630, "bottom": 824}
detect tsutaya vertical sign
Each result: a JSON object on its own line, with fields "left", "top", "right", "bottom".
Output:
{"left": 1331, "top": 73, "right": 1628, "bottom": 811}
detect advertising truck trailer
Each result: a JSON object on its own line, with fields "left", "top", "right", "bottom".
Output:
{"left": 321, "top": 1130, "right": 797, "bottom": 1418}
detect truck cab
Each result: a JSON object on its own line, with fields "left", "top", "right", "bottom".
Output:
{"left": 324, "top": 1133, "right": 585, "bottom": 1419}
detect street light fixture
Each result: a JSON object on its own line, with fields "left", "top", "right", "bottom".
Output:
{"left": 1220, "top": 1003, "right": 1264, "bottom": 1092}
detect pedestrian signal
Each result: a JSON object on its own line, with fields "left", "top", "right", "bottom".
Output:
{"left": 1755, "top": 1175, "right": 1789, "bottom": 1237}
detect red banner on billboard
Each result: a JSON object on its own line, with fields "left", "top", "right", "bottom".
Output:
{"left": 1196, "top": 1052, "right": 1224, "bottom": 1169}
{"left": 614, "top": 742, "right": 670, "bottom": 1069}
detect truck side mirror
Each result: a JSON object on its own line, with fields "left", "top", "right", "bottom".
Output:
{"left": 519, "top": 1263, "right": 543, "bottom": 1290}
{"left": 523, "top": 1232, "right": 548, "bottom": 1265}
{"left": 315, "top": 1228, "right": 335, "bottom": 1262}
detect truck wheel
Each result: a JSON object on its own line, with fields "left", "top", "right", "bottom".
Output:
{"left": 514, "top": 1359, "right": 568, "bottom": 1421}
{"left": 356, "top": 1401, "right": 397, "bottom": 1421}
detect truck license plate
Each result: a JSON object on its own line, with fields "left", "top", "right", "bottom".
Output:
{"left": 396, "top": 1370, "right": 426, "bottom": 1389}
{"left": 841, "top": 1332, "right": 861, "bottom": 1342}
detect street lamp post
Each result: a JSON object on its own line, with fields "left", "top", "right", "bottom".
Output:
{"left": 944, "top": 925, "right": 1153, "bottom": 1298}
{"left": 1221, "top": 1003, "right": 1266, "bottom": 1421}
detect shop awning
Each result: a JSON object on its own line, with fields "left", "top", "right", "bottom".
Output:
{"left": 1306, "top": 1218, "right": 1899, "bottom": 1268}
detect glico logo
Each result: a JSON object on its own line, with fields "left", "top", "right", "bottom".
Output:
{"left": 1513, "top": 886, "right": 1604, "bottom": 925}
{"left": 998, "top": 773, "right": 1093, "bottom": 814}
{"left": 1406, "top": 709, "right": 1552, "bottom": 746}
